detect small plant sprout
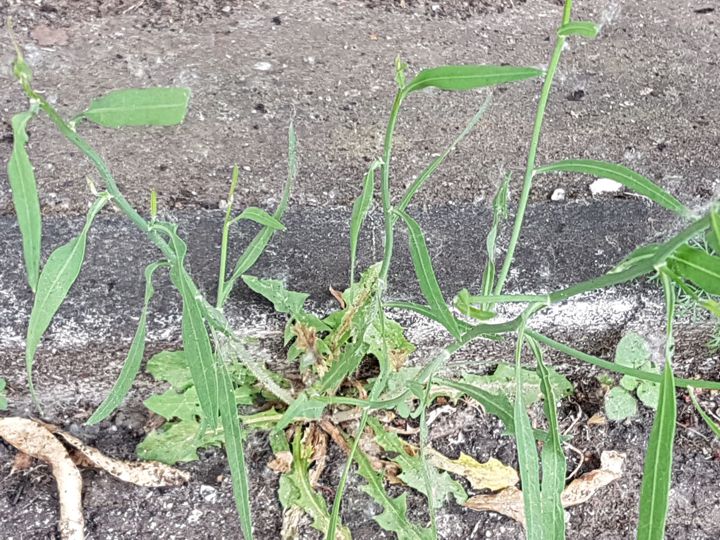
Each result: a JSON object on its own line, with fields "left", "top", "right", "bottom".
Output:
{"left": 6, "top": 0, "right": 720, "bottom": 538}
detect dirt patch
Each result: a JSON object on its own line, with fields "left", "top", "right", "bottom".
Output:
{"left": 1, "top": 0, "right": 717, "bottom": 216}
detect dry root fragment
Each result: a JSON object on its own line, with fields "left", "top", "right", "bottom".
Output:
{"left": 465, "top": 450, "right": 626, "bottom": 527}
{"left": 0, "top": 417, "right": 84, "bottom": 540}
{"left": 0, "top": 417, "right": 190, "bottom": 540}
{"left": 52, "top": 428, "right": 189, "bottom": 487}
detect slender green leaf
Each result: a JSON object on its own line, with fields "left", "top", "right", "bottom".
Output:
{"left": 535, "top": 160, "right": 690, "bottom": 216}
{"left": 638, "top": 274, "right": 677, "bottom": 540}
{"left": 221, "top": 122, "right": 296, "bottom": 305}
{"left": 396, "top": 94, "right": 493, "bottom": 214}
{"left": 8, "top": 106, "right": 42, "bottom": 292}
{"left": 86, "top": 261, "right": 167, "bottom": 425}
{"left": 454, "top": 288, "right": 495, "bottom": 320}
{"left": 709, "top": 208, "right": 720, "bottom": 253}
{"left": 385, "top": 301, "right": 472, "bottom": 333}
{"left": 80, "top": 87, "right": 190, "bottom": 127}
{"left": 557, "top": 21, "right": 599, "bottom": 38}
{"left": 526, "top": 329, "right": 720, "bottom": 391}
{"left": 217, "top": 361, "right": 254, "bottom": 540}
{"left": 479, "top": 172, "right": 511, "bottom": 310}
{"left": 395, "top": 209, "right": 460, "bottom": 339}
{"left": 25, "top": 194, "right": 109, "bottom": 405}
{"left": 0, "top": 378, "right": 7, "bottom": 411}
{"left": 350, "top": 160, "right": 381, "bottom": 283}
{"left": 667, "top": 244, "right": 720, "bottom": 295}
{"left": 689, "top": 390, "right": 720, "bottom": 439}
{"left": 405, "top": 65, "right": 542, "bottom": 94}
{"left": 610, "top": 244, "right": 660, "bottom": 274}
{"left": 513, "top": 332, "right": 542, "bottom": 540}
{"left": 230, "top": 207, "right": 285, "bottom": 230}
{"left": 528, "top": 338, "right": 566, "bottom": 539}
{"left": 154, "top": 222, "right": 219, "bottom": 429}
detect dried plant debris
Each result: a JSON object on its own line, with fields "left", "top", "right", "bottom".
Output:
{"left": 466, "top": 451, "right": 626, "bottom": 527}
{"left": 0, "top": 417, "right": 189, "bottom": 540}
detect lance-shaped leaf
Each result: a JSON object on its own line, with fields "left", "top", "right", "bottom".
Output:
{"left": 25, "top": 194, "right": 109, "bottom": 405}
{"left": 221, "top": 122, "right": 296, "bottom": 305}
{"left": 708, "top": 208, "right": 719, "bottom": 253}
{"left": 79, "top": 87, "right": 190, "bottom": 127}
{"left": 8, "top": 106, "right": 42, "bottom": 292}
{"left": 217, "top": 361, "right": 254, "bottom": 540}
{"left": 638, "top": 274, "right": 677, "bottom": 540}
{"left": 154, "top": 222, "right": 219, "bottom": 429}
{"left": 395, "top": 209, "right": 460, "bottom": 339}
{"left": 667, "top": 244, "right": 720, "bottom": 295}
{"left": 557, "top": 21, "right": 599, "bottom": 38}
{"left": 349, "top": 160, "right": 381, "bottom": 283}
{"left": 230, "top": 207, "right": 285, "bottom": 230}
{"left": 529, "top": 337, "right": 566, "bottom": 539}
{"left": 275, "top": 393, "right": 326, "bottom": 431}
{"left": 87, "top": 261, "right": 168, "bottom": 425}
{"left": 689, "top": 390, "right": 720, "bottom": 439}
{"left": 535, "top": 159, "right": 690, "bottom": 217}
{"left": 404, "top": 65, "right": 542, "bottom": 94}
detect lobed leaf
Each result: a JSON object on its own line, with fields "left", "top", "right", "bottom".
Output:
{"left": 80, "top": 87, "right": 190, "bottom": 127}
{"left": 535, "top": 159, "right": 690, "bottom": 217}
{"left": 529, "top": 338, "right": 566, "bottom": 539}
{"left": 405, "top": 65, "right": 542, "bottom": 94}
{"left": 25, "top": 194, "right": 109, "bottom": 405}
{"left": 557, "top": 21, "right": 599, "bottom": 39}
{"left": 275, "top": 393, "right": 327, "bottom": 431}
{"left": 87, "top": 261, "right": 167, "bottom": 425}
{"left": 667, "top": 244, "right": 720, "bottom": 295}
{"left": 8, "top": 106, "right": 42, "bottom": 292}
{"left": 395, "top": 209, "right": 460, "bottom": 338}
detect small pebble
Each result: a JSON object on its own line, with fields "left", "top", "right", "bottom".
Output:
{"left": 253, "top": 61, "right": 272, "bottom": 72}
{"left": 551, "top": 188, "right": 566, "bottom": 201}
{"left": 589, "top": 178, "right": 623, "bottom": 195}
{"left": 200, "top": 485, "right": 218, "bottom": 504}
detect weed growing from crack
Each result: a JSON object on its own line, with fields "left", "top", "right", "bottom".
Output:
{"left": 5, "top": 0, "right": 720, "bottom": 538}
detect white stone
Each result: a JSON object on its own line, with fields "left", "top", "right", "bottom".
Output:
{"left": 253, "top": 61, "right": 272, "bottom": 72}
{"left": 590, "top": 177, "right": 623, "bottom": 195}
{"left": 551, "top": 188, "right": 566, "bottom": 201}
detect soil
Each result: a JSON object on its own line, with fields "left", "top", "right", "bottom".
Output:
{"left": 0, "top": 0, "right": 718, "bottom": 217}
{"left": 1, "top": 0, "right": 720, "bottom": 539}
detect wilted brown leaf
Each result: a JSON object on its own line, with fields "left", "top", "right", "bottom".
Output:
{"left": 465, "top": 450, "right": 626, "bottom": 527}
{"left": 268, "top": 451, "right": 293, "bottom": 473}
{"left": 427, "top": 449, "right": 519, "bottom": 491}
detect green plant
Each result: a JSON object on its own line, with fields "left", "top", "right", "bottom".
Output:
{"left": 0, "top": 378, "right": 7, "bottom": 411}
{"left": 6, "top": 0, "right": 720, "bottom": 538}
{"left": 603, "top": 332, "right": 659, "bottom": 421}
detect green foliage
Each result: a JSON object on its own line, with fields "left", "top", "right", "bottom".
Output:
{"left": 78, "top": 87, "right": 191, "bottom": 127}
{"left": 369, "top": 418, "right": 467, "bottom": 506}
{"left": 557, "top": 21, "right": 599, "bottom": 38}
{"left": 404, "top": 65, "right": 542, "bottom": 94}
{"left": 87, "top": 261, "right": 167, "bottom": 425}
{"left": 279, "top": 430, "right": 352, "bottom": 540}
{"left": 534, "top": 159, "right": 690, "bottom": 217}
{"left": 7, "top": 105, "right": 41, "bottom": 292}
{"left": 136, "top": 349, "right": 257, "bottom": 464}
{"left": 0, "top": 378, "right": 7, "bottom": 411}
{"left": 604, "top": 333, "right": 660, "bottom": 420}
{"left": 25, "top": 194, "right": 110, "bottom": 406}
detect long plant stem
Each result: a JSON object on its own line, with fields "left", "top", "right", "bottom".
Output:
{"left": 493, "top": 4, "right": 572, "bottom": 296}
{"left": 217, "top": 165, "right": 240, "bottom": 309}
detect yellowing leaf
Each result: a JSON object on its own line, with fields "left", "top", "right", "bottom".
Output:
{"left": 427, "top": 450, "right": 519, "bottom": 491}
